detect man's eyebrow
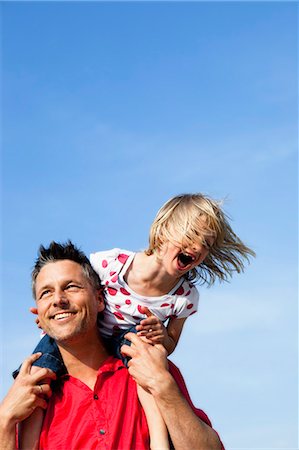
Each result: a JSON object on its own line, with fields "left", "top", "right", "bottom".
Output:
{"left": 65, "top": 279, "right": 84, "bottom": 284}
{"left": 63, "top": 279, "right": 87, "bottom": 288}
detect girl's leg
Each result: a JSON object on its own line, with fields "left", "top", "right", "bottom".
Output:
{"left": 137, "top": 384, "right": 170, "bottom": 450}
{"left": 18, "top": 407, "right": 44, "bottom": 450}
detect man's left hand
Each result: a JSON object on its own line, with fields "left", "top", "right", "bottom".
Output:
{"left": 121, "top": 332, "right": 170, "bottom": 395}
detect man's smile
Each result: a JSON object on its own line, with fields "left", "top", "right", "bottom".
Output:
{"left": 50, "top": 311, "right": 76, "bottom": 321}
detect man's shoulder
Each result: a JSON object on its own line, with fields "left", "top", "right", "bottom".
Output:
{"left": 168, "top": 360, "right": 212, "bottom": 427}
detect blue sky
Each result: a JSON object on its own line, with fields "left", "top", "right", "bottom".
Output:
{"left": 1, "top": 2, "right": 298, "bottom": 448}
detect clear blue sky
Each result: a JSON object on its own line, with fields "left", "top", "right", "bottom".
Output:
{"left": 1, "top": 2, "right": 298, "bottom": 448}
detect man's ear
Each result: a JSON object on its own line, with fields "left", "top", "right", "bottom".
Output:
{"left": 97, "top": 287, "right": 105, "bottom": 312}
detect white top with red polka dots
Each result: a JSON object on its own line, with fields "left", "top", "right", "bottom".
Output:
{"left": 90, "top": 248, "right": 199, "bottom": 338}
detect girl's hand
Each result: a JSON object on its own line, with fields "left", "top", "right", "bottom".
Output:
{"left": 136, "top": 306, "right": 168, "bottom": 345}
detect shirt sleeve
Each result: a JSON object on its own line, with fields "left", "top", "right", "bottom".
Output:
{"left": 172, "top": 284, "right": 199, "bottom": 319}
{"left": 90, "top": 248, "right": 121, "bottom": 280}
{"left": 168, "top": 361, "right": 225, "bottom": 449}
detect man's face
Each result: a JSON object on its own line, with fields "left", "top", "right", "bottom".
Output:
{"left": 35, "top": 260, "right": 104, "bottom": 343}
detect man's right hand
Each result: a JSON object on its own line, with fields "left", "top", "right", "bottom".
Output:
{"left": 0, "top": 353, "right": 56, "bottom": 427}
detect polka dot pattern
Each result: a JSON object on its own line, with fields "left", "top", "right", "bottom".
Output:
{"left": 118, "top": 253, "right": 129, "bottom": 264}
{"left": 108, "top": 287, "right": 117, "bottom": 296}
{"left": 90, "top": 248, "right": 199, "bottom": 338}
{"left": 113, "top": 311, "right": 125, "bottom": 320}
{"left": 175, "top": 286, "right": 184, "bottom": 296}
{"left": 120, "top": 287, "right": 130, "bottom": 296}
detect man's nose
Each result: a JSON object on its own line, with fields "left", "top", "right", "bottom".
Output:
{"left": 53, "top": 290, "right": 69, "bottom": 306}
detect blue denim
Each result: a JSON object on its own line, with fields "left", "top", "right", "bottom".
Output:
{"left": 13, "top": 335, "right": 67, "bottom": 379}
{"left": 13, "top": 327, "right": 137, "bottom": 378}
{"left": 103, "top": 325, "right": 137, "bottom": 367}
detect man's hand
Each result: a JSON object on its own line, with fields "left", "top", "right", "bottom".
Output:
{"left": 121, "top": 332, "right": 171, "bottom": 395}
{"left": 135, "top": 307, "right": 168, "bottom": 345}
{"left": 0, "top": 353, "right": 56, "bottom": 426}
{"left": 121, "top": 333, "right": 222, "bottom": 450}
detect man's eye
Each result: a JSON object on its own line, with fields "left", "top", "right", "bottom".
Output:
{"left": 40, "top": 290, "right": 51, "bottom": 299}
{"left": 66, "top": 284, "right": 80, "bottom": 290}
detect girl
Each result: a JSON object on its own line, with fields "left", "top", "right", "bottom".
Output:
{"left": 23, "top": 193, "right": 255, "bottom": 449}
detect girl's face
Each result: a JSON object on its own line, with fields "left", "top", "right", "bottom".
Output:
{"left": 157, "top": 237, "right": 213, "bottom": 280}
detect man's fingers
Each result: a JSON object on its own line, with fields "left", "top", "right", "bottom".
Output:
{"left": 32, "top": 368, "right": 57, "bottom": 384}
{"left": 19, "top": 353, "right": 42, "bottom": 375}
{"left": 123, "top": 332, "right": 167, "bottom": 356}
{"left": 35, "top": 383, "right": 52, "bottom": 398}
{"left": 120, "top": 343, "right": 135, "bottom": 358}
{"left": 124, "top": 332, "right": 154, "bottom": 348}
{"left": 124, "top": 332, "right": 144, "bottom": 346}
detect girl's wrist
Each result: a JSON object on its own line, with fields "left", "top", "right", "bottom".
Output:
{"left": 163, "top": 335, "right": 176, "bottom": 355}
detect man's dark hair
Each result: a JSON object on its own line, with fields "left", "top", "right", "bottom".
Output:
{"left": 32, "top": 240, "right": 102, "bottom": 297}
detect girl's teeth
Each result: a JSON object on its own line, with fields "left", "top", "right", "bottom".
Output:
{"left": 178, "top": 253, "right": 195, "bottom": 267}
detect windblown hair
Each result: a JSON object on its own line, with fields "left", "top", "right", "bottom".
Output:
{"left": 32, "top": 240, "right": 102, "bottom": 296}
{"left": 146, "top": 193, "right": 255, "bottom": 286}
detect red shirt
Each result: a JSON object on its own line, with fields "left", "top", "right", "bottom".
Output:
{"left": 39, "top": 357, "right": 224, "bottom": 450}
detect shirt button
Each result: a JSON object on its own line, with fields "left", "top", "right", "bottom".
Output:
{"left": 94, "top": 394, "right": 99, "bottom": 400}
{"left": 99, "top": 429, "right": 105, "bottom": 435}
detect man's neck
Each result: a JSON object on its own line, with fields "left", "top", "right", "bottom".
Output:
{"left": 57, "top": 332, "right": 110, "bottom": 390}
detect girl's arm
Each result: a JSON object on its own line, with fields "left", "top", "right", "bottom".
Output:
{"left": 122, "top": 334, "right": 223, "bottom": 450}
{"left": 136, "top": 307, "right": 187, "bottom": 355}
{"left": 18, "top": 408, "right": 44, "bottom": 450}
{"left": 164, "top": 317, "right": 187, "bottom": 355}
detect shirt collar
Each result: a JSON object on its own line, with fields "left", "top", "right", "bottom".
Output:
{"left": 60, "top": 355, "right": 125, "bottom": 381}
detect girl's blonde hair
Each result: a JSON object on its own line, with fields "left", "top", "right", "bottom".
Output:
{"left": 145, "top": 193, "right": 255, "bottom": 286}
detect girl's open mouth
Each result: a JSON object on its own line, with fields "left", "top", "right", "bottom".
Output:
{"left": 177, "top": 252, "right": 195, "bottom": 269}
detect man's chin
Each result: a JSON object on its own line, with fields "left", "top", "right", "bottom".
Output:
{"left": 42, "top": 327, "right": 84, "bottom": 343}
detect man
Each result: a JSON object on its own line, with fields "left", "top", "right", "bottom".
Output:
{"left": 0, "top": 241, "right": 223, "bottom": 449}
